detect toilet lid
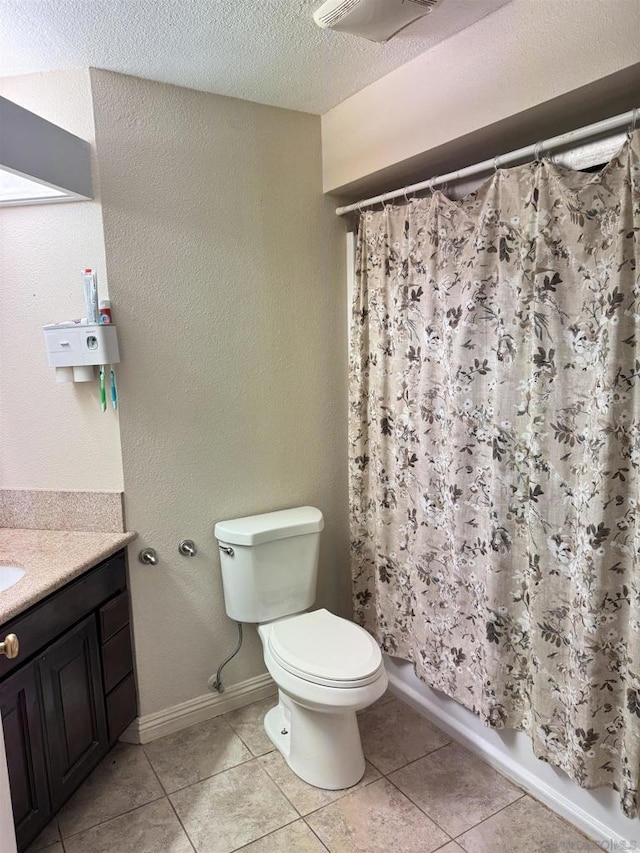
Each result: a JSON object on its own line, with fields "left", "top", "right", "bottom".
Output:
{"left": 268, "top": 609, "right": 382, "bottom": 687}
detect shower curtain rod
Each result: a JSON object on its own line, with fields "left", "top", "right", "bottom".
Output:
{"left": 335, "top": 107, "right": 639, "bottom": 216}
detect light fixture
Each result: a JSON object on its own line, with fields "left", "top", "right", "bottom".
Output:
{"left": 313, "top": 0, "right": 443, "bottom": 42}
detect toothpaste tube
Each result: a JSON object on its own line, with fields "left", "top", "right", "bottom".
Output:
{"left": 82, "top": 269, "right": 99, "bottom": 323}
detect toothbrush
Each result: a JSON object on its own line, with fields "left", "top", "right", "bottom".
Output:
{"left": 110, "top": 367, "right": 118, "bottom": 410}
{"left": 99, "top": 365, "right": 106, "bottom": 412}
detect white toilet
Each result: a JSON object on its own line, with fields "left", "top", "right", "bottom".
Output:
{"left": 214, "top": 506, "right": 387, "bottom": 790}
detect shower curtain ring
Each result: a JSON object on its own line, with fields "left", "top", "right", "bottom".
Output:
{"left": 534, "top": 141, "right": 543, "bottom": 162}
{"left": 493, "top": 155, "right": 501, "bottom": 173}
{"left": 628, "top": 108, "right": 638, "bottom": 140}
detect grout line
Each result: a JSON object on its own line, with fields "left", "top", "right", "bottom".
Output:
{"left": 143, "top": 748, "right": 258, "bottom": 796}
{"left": 223, "top": 721, "right": 275, "bottom": 760}
{"left": 229, "top": 817, "right": 300, "bottom": 852}
{"left": 258, "top": 749, "right": 384, "bottom": 820}
{"left": 157, "top": 754, "right": 300, "bottom": 853}
{"left": 165, "top": 795, "right": 198, "bottom": 853}
{"left": 295, "top": 765, "right": 383, "bottom": 818}
{"left": 381, "top": 738, "right": 454, "bottom": 776}
{"left": 378, "top": 731, "right": 524, "bottom": 843}
{"left": 302, "top": 818, "right": 331, "bottom": 851}
{"left": 364, "top": 736, "right": 453, "bottom": 777}
{"left": 451, "top": 793, "right": 527, "bottom": 842}
{"left": 382, "top": 754, "right": 527, "bottom": 844}
{"left": 59, "top": 793, "right": 167, "bottom": 842}
{"left": 452, "top": 791, "right": 600, "bottom": 852}
{"left": 381, "top": 774, "right": 454, "bottom": 843}
{"left": 220, "top": 697, "right": 279, "bottom": 758}
{"left": 167, "top": 758, "right": 301, "bottom": 851}
{"left": 254, "top": 756, "right": 307, "bottom": 818}
{"left": 432, "top": 839, "right": 461, "bottom": 853}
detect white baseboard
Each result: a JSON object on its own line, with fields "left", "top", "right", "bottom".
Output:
{"left": 120, "top": 673, "right": 277, "bottom": 745}
{"left": 386, "top": 658, "right": 638, "bottom": 847}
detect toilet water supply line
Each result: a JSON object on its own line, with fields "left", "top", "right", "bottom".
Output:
{"left": 208, "top": 621, "right": 243, "bottom": 693}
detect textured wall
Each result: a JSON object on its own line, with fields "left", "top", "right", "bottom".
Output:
{"left": 89, "top": 70, "right": 349, "bottom": 715}
{"left": 322, "top": 0, "right": 640, "bottom": 193}
{"left": 0, "top": 70, "right": 123, "bottom": 490}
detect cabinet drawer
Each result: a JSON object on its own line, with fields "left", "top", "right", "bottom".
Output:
{"left": 106, "top": 671, "right": 137, "bottom": 743}
{"left": 0, "top": 551, "right": 126, "bottom": 681}
{"left": 99, "top": 591, "right": 130, "bottom": 643}
{"left": 102, "top": 625, "right": 133, "bottom": 694}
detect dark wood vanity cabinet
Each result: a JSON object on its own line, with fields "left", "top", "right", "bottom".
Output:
{"left": 0, "top": 549, "right": 137, "bottom": 851}
{"left": 0, "top": 662, "right": 50, "bottom": 847}
{"left": 39, "top": 615, "right": 109, "bottom": 811}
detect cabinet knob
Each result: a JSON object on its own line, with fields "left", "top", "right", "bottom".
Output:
{"left": 0, "top": 633, "right": 19, "bottom": 659}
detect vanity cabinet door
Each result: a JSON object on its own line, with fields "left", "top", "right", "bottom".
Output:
{"left": 39, "top": 615, "right": 108, "bottom": 810}
{"left": 0, "top": 662, "right": 51, "bottom": 851}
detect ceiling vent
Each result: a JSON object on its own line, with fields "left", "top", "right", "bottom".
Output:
{"left": 313, "top": 0, "right": 443, "bottom": 42}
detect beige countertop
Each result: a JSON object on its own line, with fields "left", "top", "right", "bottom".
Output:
{"left": 0, "top": 528, "right": 137, "bottom": 624}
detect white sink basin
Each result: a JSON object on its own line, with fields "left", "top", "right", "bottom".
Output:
{"left": 0, "top": 566, "right": 25, "bottom": 593}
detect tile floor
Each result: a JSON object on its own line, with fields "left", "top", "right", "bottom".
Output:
{"left": 28, "top": 693, "right": 602, "bottom": 853}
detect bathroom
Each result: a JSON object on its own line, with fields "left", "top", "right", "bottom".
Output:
{"left": 0, "top": 0, "right": 639, "bottom": 851}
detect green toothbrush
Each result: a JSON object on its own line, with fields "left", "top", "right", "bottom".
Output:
{"left": 99, "top": 366, "right": 106, "bottom": 412}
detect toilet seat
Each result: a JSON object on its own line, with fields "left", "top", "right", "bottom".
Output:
{"left": 267, "top": 608, "right": 383, "bottom": 688}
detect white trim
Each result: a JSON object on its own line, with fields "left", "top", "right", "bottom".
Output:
{"left": 386, "top": 658, "right": 637, "bottom": 847}
{"left": 120, "top": 673, "right": 277, "bottom": 745}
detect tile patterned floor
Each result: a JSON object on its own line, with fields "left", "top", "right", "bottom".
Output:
{"left": 28, "top": 693, "right": 602, "bottom": 853}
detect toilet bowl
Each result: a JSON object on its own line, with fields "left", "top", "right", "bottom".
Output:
{"left": 258, "top": 609, "right": 387, "bottom": 789}
{"left": 214, "top": 506, "right": 387, "bottom": 791}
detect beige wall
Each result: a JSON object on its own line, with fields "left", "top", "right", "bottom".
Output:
{"left": 0, "top": 70, "right": 123, "bottom": 490}
{"left": 89, "top": 70, "right": 349, "bottom": 715}
{"left": 322, "top": 0, "right": 640, "bottom": 195}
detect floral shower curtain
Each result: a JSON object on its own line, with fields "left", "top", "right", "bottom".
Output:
{"left": 350, "top": 132, "right": 640, "bottom": 815}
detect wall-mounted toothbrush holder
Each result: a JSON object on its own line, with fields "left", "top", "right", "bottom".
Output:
{"left": 43, "top": 322, "right": 120, "bottom": 383}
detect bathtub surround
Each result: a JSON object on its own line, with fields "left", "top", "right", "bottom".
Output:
{"left": 0, "top": 489, "right": 124, "bottom": 532}
{"left": 350, "top": 137, "right": 640, "bottom": 816}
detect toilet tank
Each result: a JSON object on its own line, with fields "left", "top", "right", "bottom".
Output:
{"left": 214, "top": 506, "right": 324, "bottom": 623}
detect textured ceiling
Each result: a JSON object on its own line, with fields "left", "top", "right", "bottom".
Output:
{"left": 0, "top": 0, "right": 510, "bottom": 114}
